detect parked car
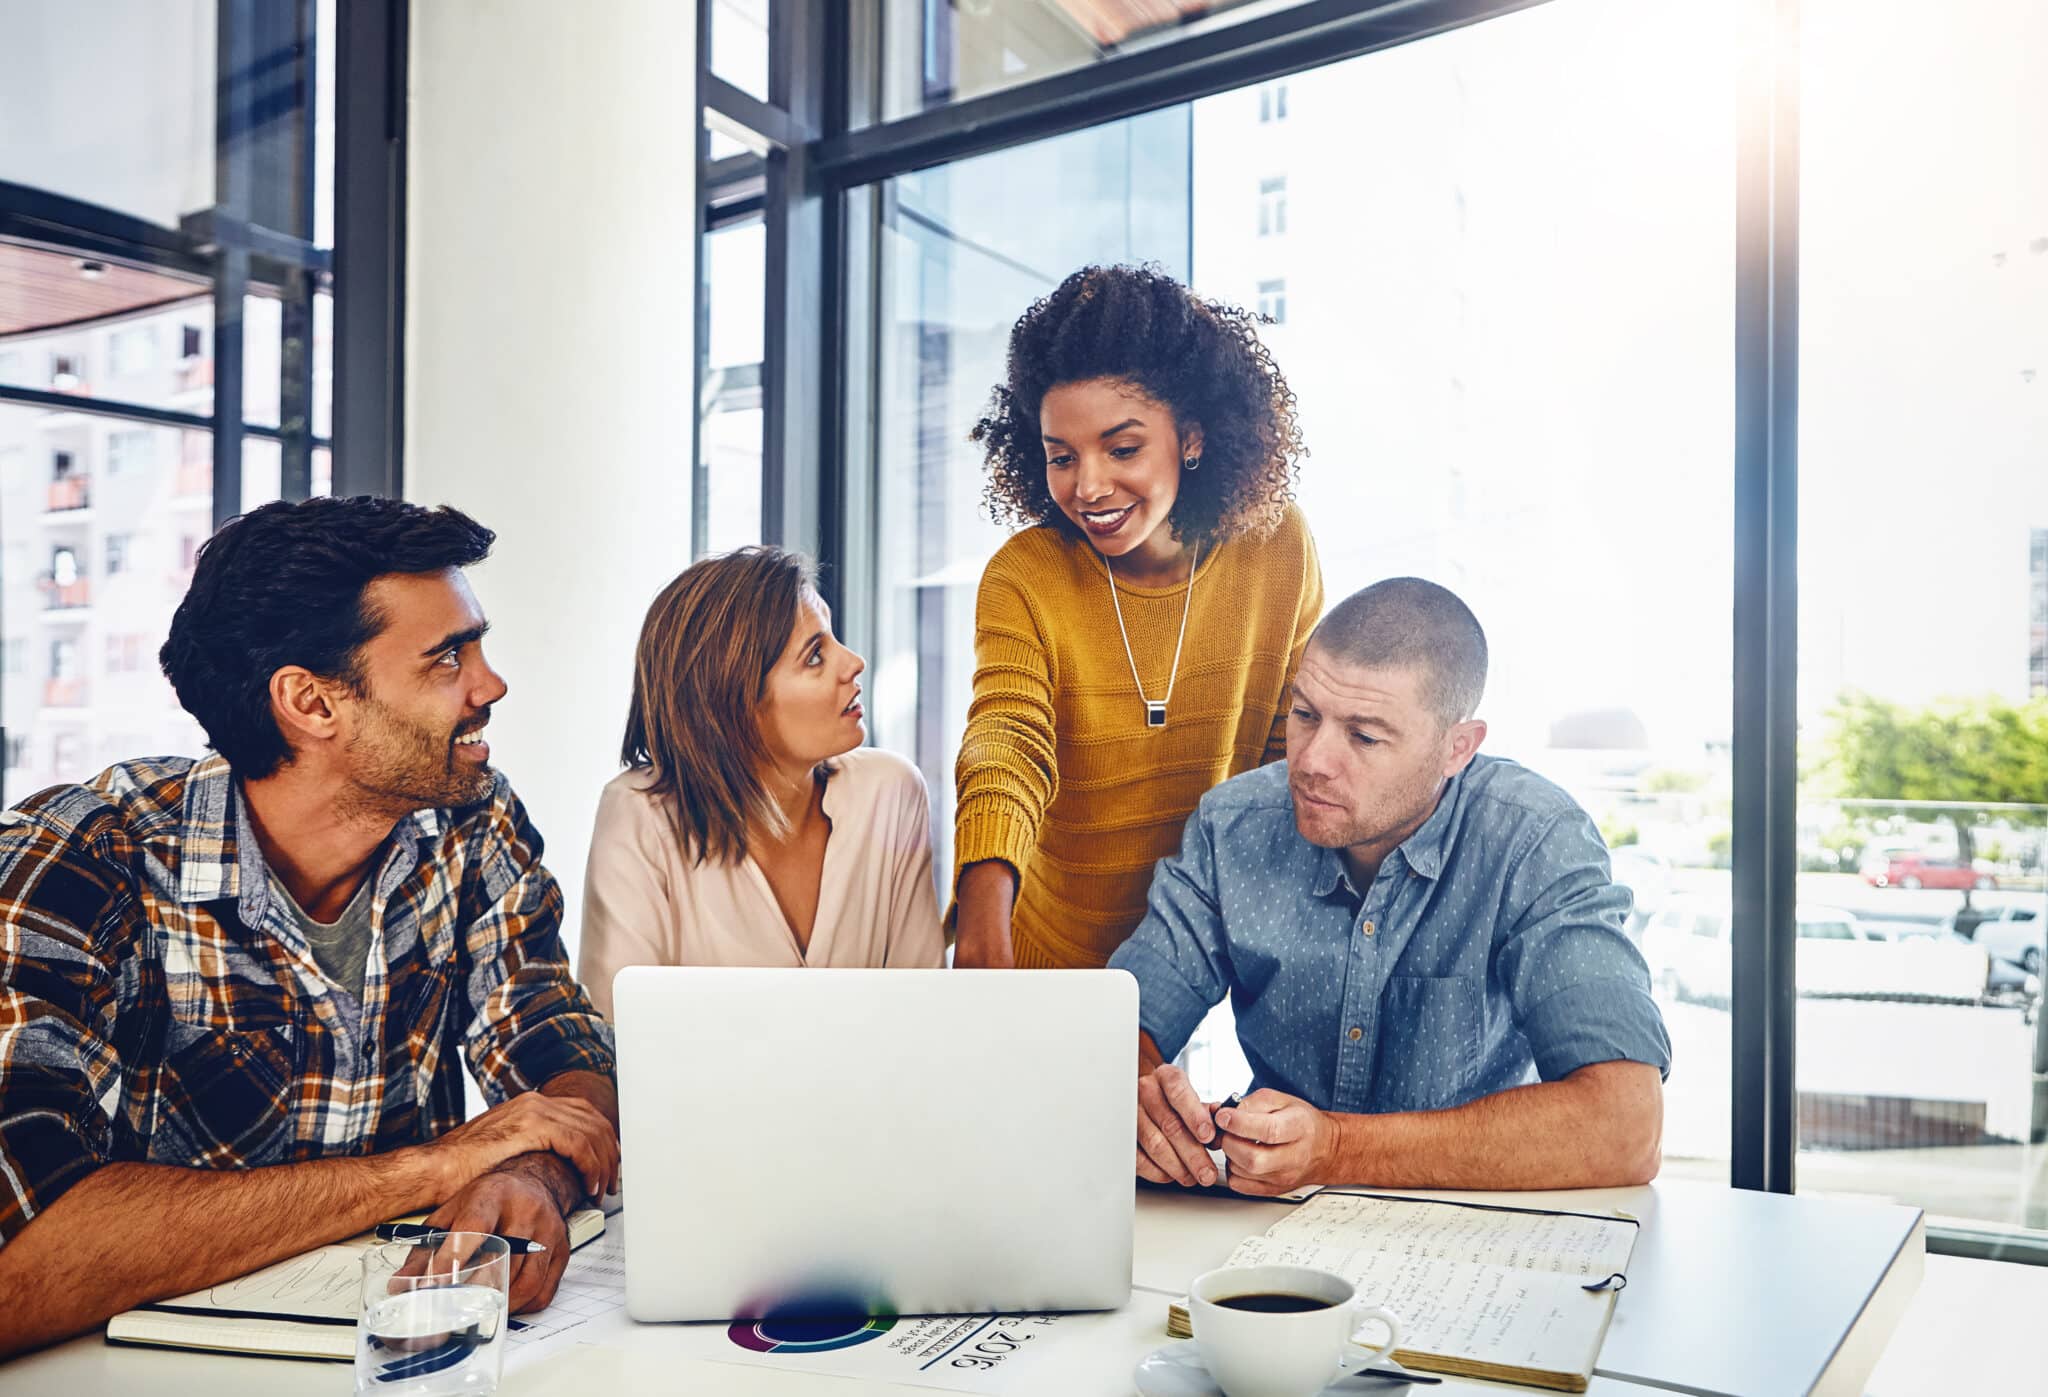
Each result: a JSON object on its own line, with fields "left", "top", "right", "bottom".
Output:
{"left": 1859, "top": 851, "right": 1996, "bottom": 891}
{"left": 1640, "top": 898, "right": 1990, "bottom": 1005}
{"left": 1876, "top": 919, "right": 2037, "bottom": 1004}
{"left": 1942, "top": 903, "right": 2045, "bottom": 976}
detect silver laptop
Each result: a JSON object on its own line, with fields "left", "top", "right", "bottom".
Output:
{"left": 612, "top": 966, "right": 1137, "bottom": 1322}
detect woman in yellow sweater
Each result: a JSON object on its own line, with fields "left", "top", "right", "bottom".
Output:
{"left": 953, "top": 264, "right": 1323, "bottom": 970}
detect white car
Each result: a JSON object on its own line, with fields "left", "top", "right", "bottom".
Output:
{"left": 1949, "top": 905, "right": 2045, "bottom": 976}
{"left": 1640, "top": 898, "right": 1990, "bottom": 1005}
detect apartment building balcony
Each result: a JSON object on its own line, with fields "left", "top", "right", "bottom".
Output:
{"left": 42, "top": 677, "right": 87, "bottom": 708}
{"left": 176, "top": 356, "right": 214, "bottom": 393}
{"left": 174, "top": 455, "right": 211, "bottom": 499}
{"left": 38, "top": 576, "right": 92, "bottom": 611}
{"left": 45, "top": 475, "right": 92, "bottom": 512}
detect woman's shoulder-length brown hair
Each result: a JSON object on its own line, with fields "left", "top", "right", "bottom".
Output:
{"left": 621, "top": 546, "right": 817, "bottom": 866}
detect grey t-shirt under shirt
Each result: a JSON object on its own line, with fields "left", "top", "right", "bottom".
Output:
{"left": 271, "top": 872, "right": 377, "bottom": 1001}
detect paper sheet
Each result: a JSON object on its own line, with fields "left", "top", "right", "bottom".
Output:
{"left": 168, "top": 1244, "right": 363, "bottom": 1319}
{"left": 1224, "top": 1195, "right": 1639, "bottom": 1374}
{"left": 496, "top": 1210, "right": 1141, "bottom": 1392}
{"left": 1268, "top": 1195, "right": 1637, "bottom": 1279}
{"left": 667, "top": 1306, "right": 1147, "bottom": 1394}
{"left": 503, "top": 1228, "right": 633, "bottom": 1370}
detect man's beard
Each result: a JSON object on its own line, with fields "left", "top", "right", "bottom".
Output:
{"left": 343, "top": 694, "right": 494, "bottom": 817}
{"left": 1292, "top": 766, "right": 1440, "bottom": 853}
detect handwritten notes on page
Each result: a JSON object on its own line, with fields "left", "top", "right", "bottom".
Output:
{"left": 1265, "top": 1194, "right": 1637, "bottom": 1278}
{"left": 200, "top": 1244, "right": 364, "bottom": 1319}
{"left": 1222, "top": 1194, "right": 1638, "bottom": 1377}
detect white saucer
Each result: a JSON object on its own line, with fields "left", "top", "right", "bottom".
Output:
{"left": 1133, "top": 1339, "right": 1418, "bottom": 1396}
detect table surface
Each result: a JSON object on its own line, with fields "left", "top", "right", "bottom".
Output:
{"left": 0, "top": 1177, "right": 1923, "bottom": 1397}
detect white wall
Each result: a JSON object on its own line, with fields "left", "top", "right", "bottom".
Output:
{"left": 406, "top": 1, "right": 695, "bottom": 962}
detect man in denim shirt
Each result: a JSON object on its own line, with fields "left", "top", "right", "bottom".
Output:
{"left": 1109, "top": 579, "right": 1670, "bottom": 1196}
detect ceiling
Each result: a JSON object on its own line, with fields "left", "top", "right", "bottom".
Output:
{"left": 0, "top": 239, "right": 208, "bottom": 338}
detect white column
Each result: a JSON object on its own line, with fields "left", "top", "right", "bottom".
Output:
{"left": 406, "top": 1, "right": 695, "bottom": 960}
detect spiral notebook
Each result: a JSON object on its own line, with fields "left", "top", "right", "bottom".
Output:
{"left": 104, "top": 1207, "right": 607, "bottom": 1361}
{"left": 1165, "top": 1192, "right": 1638, "bottom": 1394}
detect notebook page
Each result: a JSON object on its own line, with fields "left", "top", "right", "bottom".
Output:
{"left": 149, "top": 1243, "right": 364, "bottom": 1320}
{"left": 1270, "top": 1194, "right": 1637, "bottom": 1279}
{"left": 138, "top": 1209, "right": 606, "bottom": 1324}
{"left": 1220, "top": 1231, "right": 1615, "bottom": 1374}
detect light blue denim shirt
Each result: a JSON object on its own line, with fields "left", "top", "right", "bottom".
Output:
{"left": 1108, "top": 756, "right": 1671, "bottom": 1113}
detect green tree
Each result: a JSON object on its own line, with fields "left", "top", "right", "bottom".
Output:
{"left": 1599, "top": 817, "right": 1640, "bottom": 849}
{"left": 1814, "top": 692, "right": 2048, "bottom": 874}
{"left": 1644, "top": 768, "right": 1708, "bottom": 795}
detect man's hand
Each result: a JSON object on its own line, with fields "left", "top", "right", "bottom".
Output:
{"left": 1135, "top": 1063, "right": 1223, "bottom": 1188}
{"left": 1214, "top": 1089, "right": 1339, "bottom": 1196}
{"left": 424, "top": 1162, "right": 572, "bottom": 1314}
{"left": 420, "top": 1092, "right": 619, "bottom": 1201}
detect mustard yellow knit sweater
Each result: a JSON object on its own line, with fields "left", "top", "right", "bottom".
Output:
{"left": 952, "top": 504, "right": 1323, "bottom": 969}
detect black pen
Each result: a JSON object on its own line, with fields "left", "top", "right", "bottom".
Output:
{"left": 374, "top": 1222, "right": 548, "bottom": 1255}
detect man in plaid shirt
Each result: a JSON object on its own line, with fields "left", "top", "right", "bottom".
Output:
{"left": 0, "top": 497, "right": 620, "bottom": 1356}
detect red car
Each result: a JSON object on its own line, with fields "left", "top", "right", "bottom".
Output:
{"left": 1860, "top": 852, "right": 1996, "bottom": 891}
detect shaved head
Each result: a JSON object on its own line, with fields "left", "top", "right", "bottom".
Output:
{"left": 1307, "top": 578, "right": 1487, "bottom": 727}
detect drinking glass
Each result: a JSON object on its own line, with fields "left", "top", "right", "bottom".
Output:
{"left": 356, "top": 1232, "right": 511, "bottom": 1395}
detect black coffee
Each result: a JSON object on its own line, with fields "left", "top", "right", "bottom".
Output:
{"left": 1213, "top": 1292, "right": 1333, "bottom": 1314}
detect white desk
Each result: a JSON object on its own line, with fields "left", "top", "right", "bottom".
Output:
{"left": 0, "top": 1179, "right": 1921, "bottom": 1397}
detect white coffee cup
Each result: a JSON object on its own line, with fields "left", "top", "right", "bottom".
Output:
{"left": 1188, "top": 1263, "right": 1404, "bottom": 1397}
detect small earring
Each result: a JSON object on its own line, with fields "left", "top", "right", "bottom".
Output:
{"left": 1183, "top": 456, "right": 1199, "bottom": 471}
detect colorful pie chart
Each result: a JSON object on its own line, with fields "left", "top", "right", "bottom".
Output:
{"left": 727, "top": 1314, "right": 896, "bottom": 1354}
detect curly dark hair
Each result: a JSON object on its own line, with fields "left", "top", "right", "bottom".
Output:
{"left": 971, "top": 263, "right": 1305, "bottom": 544}
{"left": 159, "top": 496, "right": 496, "bottom": 778}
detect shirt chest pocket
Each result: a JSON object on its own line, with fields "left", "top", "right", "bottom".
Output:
{"left": 1373, "top": 974, "right": 1483, "bottom": 1112}
{"left": 146, "top": 1021, "right": 298, "bottom": 1167}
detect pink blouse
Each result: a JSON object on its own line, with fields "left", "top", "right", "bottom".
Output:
{"left": 578, "top": 747, "right": 944, "bottom": 1016}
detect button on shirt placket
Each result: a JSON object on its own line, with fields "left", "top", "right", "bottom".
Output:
{"left": 1332, "top": 875, "right": 1385, "bottom": 1110}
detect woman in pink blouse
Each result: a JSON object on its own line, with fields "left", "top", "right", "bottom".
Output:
{"left": 579, "top": 547, "right": 943, "bottom": 1016}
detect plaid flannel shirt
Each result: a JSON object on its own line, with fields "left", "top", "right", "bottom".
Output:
{"left": 0, "top": 755, "right": 615, "bottom": 1250}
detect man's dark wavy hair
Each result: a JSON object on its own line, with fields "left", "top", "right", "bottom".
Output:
{"left": 971, "top": 263, "right": 1305, "bottom": 544}
{"left": 159, "top": 496, "right": 496, "bottom": 778}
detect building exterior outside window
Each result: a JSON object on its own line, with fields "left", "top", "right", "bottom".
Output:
{"left": 1256, "top": 277, "right": 1287, "bottom": 324}
{"left": 2, "top": 0, "right": 338, "bottom": 800}
{"left": 1257, "top": 176, "right": 1287, "bottom": 236}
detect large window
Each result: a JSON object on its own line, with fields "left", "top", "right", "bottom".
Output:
{"left": 0, "top": 0, "right": 359, "bottom": 800}
{"left": 1792, "top": 0, "right": 2048, "bottom": 1240}
{"left": 701, "top": 217, "right": 768, "bottom": 554}
{"left": 699, "top": 0, "right": 2045, "bottom": 1257}
{"left": 0, "top": 1, "right": 216, "bottom": 228}
{"left": 1190, "top": 2, "right": 1736, "bottom": 1163}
